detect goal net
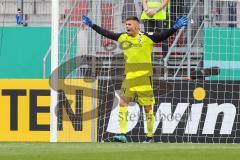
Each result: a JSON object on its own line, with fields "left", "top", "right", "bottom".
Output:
{"left": 53, "top": 0, "right": 240, "bottom": 143}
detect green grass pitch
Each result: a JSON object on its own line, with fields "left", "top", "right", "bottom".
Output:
{"left": 0, "top": 143, "right": 240, "bottom": 160}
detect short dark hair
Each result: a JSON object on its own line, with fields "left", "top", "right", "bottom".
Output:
{"left": 125, "top": 16, "right": 139, "bottom": 23}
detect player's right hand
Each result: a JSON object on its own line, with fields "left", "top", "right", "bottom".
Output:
{"left": 173, "top": 16, "right": 188, "bottom": 29}
{"left": 83, "top": 15, "right": 93, "bottom": 27}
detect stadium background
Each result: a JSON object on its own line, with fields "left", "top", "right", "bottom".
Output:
{"left": 0, "top": 0, "right": 240, "bottom": 144}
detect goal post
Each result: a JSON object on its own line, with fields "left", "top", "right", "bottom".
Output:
{"left": 50, "top": 0, "right": 59, "bottom": 142}
{"left": 50, "top": 0, "right": 100, "bottom": 142}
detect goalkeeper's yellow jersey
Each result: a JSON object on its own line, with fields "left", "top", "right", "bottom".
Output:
{"left": 117, "top": 33, "right": 154, "bottom": 79}
{"left": 92, "top": 24, "right": 177, "bottom": 79}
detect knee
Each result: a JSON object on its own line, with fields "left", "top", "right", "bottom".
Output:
{"left": 120, "top": 96, "right": 129, "bottom": 106}
{"left": 144, "top": 106, "right": 152, "bottom": 113}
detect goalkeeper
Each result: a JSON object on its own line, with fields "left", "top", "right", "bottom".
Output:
{"left": 83, "top": 15, "right": 188, "bottom": 143}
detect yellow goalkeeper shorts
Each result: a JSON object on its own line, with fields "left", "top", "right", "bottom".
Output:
{"left": 120, "top": 76, "right": 155, "bottom": 106}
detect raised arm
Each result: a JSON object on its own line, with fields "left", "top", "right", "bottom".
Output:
{"left": 92, "top": 24, "right": 122, "bottom": 41}
{"left": 147, "top": 16, "right": 188, "bottom": 43}
{"left": 83, "top": 15, "right": 122, "bottom": 41}
{"left": 147, "top": 28, "right": 177, "bottom": 43}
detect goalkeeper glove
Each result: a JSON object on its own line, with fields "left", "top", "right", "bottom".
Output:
{"left": 173, "top": 16, "right": 188, "bottom": 29}
{"left": 83, "top": 15, "right": 93, "bottom": 27}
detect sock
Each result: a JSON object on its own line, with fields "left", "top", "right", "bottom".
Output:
{"left": 119, "top": 105, "right": 128, "bottom": 134}
{"left": 146, "top": 109, "right": 154, "bottom": 137}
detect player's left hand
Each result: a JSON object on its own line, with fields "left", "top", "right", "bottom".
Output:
{"left": 173, "top": 16, "right": 188, "bottom": 29}
{"left": 82, "top": 15, "right": 93, "bottom": 27}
